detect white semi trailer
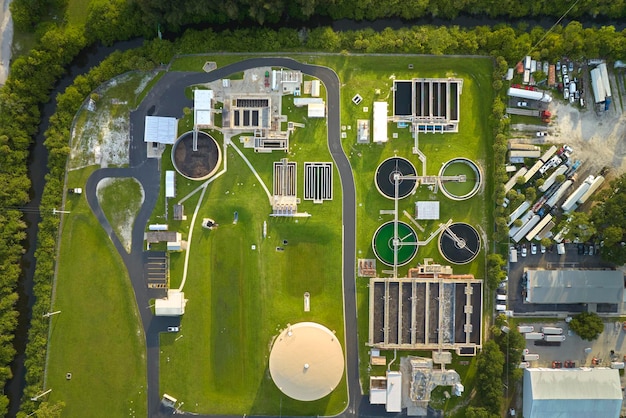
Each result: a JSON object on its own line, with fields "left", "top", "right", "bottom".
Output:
{"left": 561, "top": 177, "right": 594, "bottom": 213}
{"left": 507, "top": 87, "right": 553, "bottom": 103}
{"left": 577, "top": 175, "right": 605, "bottom": 205}
{"left": 539, "top": 165, "right": 568, "bottom": 193}
{"left": 546, "top": 180, "right": 573, "bottom": 208}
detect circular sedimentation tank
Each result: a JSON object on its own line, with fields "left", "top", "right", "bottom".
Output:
{"left": 375, "top": 157, "right": 418, "bottom": 199}
{"left": 439, "top": 222, "right": 481, "bottom": 264}
{"left": 172, "top": 130, "right": 221, "bottom": 180}
{"left": 438, "top": 158, "right": 481, "bottom": 200}
{"left": 372, "top": 221, "right": 418, "bottom": 266}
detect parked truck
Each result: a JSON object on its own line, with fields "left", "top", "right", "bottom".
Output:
{"left": 539, "top": 165, "right": 568, "bottom": 192}
{"left": 545, "top": 180, "right": 573, "bottom": 208}
{"left": 524, "top": 353, "right": 540, "bottom": 361}
{"left": 577, "top": 175, "right": 605, "bottom": 205}
{"left": 517, "top": 325, "right": 534, "bottom": 333}
{"left": 541, "top": 326, "right": 563, "bottom": 335}
{"left": 508, "top": 87, "right": 552, "bottom": 103}
{"left": 508, "top": 201, "right": 531, "bottom": 226}
{"left": 539, "top": 145, "right": 558, "bottom": 163}
{"left": 506, "top": 108, "right": 552, "bottom": 122}
{"left": 525, "top": 332, "right": 544, "bottom": 340}
{"left": 544, "top": 335, "right": 566, "bottom": 342}
{"left": 561, "top": 177, "right": 594, "bottom": 213}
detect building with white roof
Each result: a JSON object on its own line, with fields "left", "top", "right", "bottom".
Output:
{"left": 373, "top": 101, "right": 388, "bottom": 143}
{"left": 307, "top": 102, "right": 325, "bottom": 118}
{"left": 415, "top": 201, "right": 440, "bottom": 220}
{"left": 144, "top": 116, "right": 177, "bottom": 144}
{"left": 194, "top": 89, "right": 213, "bottom": 127}
{"left": 155, "top": 290, "right": 187, "bottom": 316}
{"left": 523, "top": 367, "right": 622, "bottom": 418}
{"left": 311, "top": 79, "right": 321, "bottom": 97}
{"left": 165, "top": 170, "right": 175, "bottom": 198}
{"left": 386, "top": 371, "right": 402, "bottom": 412}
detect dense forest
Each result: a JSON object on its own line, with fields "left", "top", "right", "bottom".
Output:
{"left": 2, "top": 0, "right": 626, "bottom": 416}
{"left": 10, "top": 0, "right": 626, "bottom": 33}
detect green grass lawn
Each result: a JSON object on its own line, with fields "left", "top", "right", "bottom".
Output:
{"left": 46, "top": 167, "right": 147, "bottom": 417}
{"left": 65, "top": 0, "right": 91, "bottom": 26}
{"left": 157, "top": 80, "right": 346, "bottom": 414}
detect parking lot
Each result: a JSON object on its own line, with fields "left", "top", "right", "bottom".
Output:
{"left": 517, "top": 319, "right": 626, "bottom": 415}
{"left": 505, "top": 243, "right": 615, "bottom": 314}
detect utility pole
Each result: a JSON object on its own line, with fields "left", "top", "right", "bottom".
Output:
{"left": 31, "top": 388, "right": 52, "bottom": 401}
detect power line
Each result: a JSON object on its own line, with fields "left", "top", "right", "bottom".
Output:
{"left": 526, "top": 0, "right": 583, "bottom": 58}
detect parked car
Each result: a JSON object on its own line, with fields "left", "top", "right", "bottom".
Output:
{"left": 517, "top": 101, "right": 528, "bottom": 107}
{"left": 536, "top": 131, "right": 548, "bottom": 137}
{"left": 569, "top": 61, "right": 574, "bottom": 72}
{"left": 556, "top": 61, "right": 561, "bottom": 71}
{"left": 589, "top": 244, "right": 594, "bottom": 255}
{"left": 540, "top": 244, "right": 546, "bottom": 253}
{"left": 577, "top": 243, "right": 585, "bottom": 254}
{"left": 167, "top": 326, "right": 179, "bottom": 332}
{"left": 531, "top": 243, "right": 537, "bottom": 255}
{"left": 521, "top": 245, "right": 528, "bottom": 257}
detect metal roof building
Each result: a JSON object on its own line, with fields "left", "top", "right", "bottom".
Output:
{"left": 523, "top": 368, "right": 622, "bottom": 418}
{"left": 144, "top": 116, "right": 178, "bottom": 144}
{"left": 591, "top": 68, "right": 606, "bottom": 103}
{"left": 526, "top": 269, "right": 623, "bottom": 304}
{"left": 155, "top": 290, "right": 187, "bottom": 316}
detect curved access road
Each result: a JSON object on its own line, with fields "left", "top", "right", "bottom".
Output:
{"left": 86, "top": 57, "right": 386, "bottom": 417}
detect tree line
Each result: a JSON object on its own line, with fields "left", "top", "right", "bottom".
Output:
{"left": 13, "top": 0, "right": 626, "bottom": 33}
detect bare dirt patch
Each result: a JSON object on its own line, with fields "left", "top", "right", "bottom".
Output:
{"left": 548, "top": 101, "right": 626, "bottom": 177}
{"left": 69, "top": 73, "right": 156, "bottom": 170}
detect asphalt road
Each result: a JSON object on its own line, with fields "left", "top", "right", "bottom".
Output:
{"left": 85, "top": 58, "right": 405, "bottom": 417}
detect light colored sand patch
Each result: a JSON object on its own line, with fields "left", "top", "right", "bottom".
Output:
{"left": 71, "top": 110, "right": 130, "bottom": 169}
{"left": 549, "top": 101, "right": 626, "bottom": 177}
{"left": 0, "top": 0, "right": 13, "bottom": 85}
{"left": 96, "top": 177, "right": 145, "bottom": 253}
{"left": 134, "top": 73, "right": 153, "bottom": 95}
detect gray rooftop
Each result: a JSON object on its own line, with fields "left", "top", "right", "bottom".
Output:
{"left": 526, "top": 269, "right": 623, "bottom": 304}
{"left": 523, "top": 368, "right": 623, "bottom": 418}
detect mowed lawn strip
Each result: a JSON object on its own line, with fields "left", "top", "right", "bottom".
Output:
{"left": 160, "top": 134, "right": 346, "bottom": 415}
{"left": 46, "top": 169, "right": 146, "bottom": 417}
